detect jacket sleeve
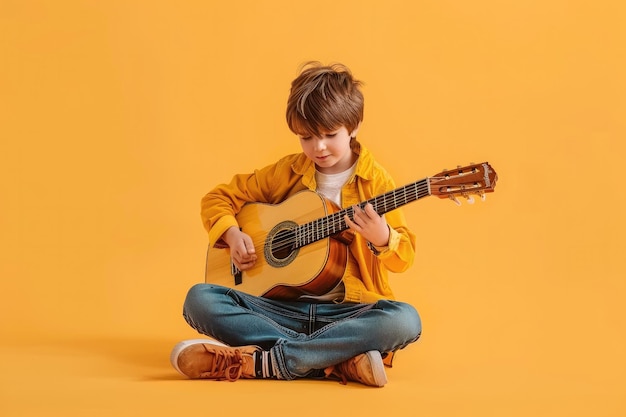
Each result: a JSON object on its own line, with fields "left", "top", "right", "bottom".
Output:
{"left": 365, "top": 173, "right": 416, "bottom": 274}
{"left": 376, "top": 207, "right": 416, "bottom": 273}
{"left": 200, "top": 156, "right": 302, "bottom": 246}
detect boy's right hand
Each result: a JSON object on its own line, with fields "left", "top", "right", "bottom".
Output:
{"left": 222, "top": 226, "right": 257, "bottom": 271}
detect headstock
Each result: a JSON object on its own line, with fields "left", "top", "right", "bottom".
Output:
{"left": 430, "top": 162, "right": 498, "bottom": 205}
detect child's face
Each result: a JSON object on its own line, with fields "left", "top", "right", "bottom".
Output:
{"left": 298, "top": 125, "right": 358, "bottom": 174}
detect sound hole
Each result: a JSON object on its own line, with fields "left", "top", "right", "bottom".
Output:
{"left": 264, "top": 221, "right": 299, "bottom": 268}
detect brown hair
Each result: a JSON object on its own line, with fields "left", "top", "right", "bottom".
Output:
{"left": 286, "top": 62, "right": 364, "bottom": 141}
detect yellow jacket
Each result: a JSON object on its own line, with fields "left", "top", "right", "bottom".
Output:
{"left": 201, "top": 145, "right": 416, "bottom": 303}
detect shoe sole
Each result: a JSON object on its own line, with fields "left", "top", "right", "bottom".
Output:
{"left": 170, "top": 338, "right": 229, "bottom": 377}
{"left": 365, "top": 350, "right": 388, "bottom": 387}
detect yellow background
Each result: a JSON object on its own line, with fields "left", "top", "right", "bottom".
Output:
{"left": 1, "top": 0, "right": 624, "bottom": 416}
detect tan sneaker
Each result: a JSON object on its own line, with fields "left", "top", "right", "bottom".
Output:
{"left": 171, "top": 339, "right": 261, "bottom": 381}
{"left": 324, "top": 350, "right": 388, "bottom": 387}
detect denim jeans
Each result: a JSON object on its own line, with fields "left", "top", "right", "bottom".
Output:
{"left": 182, "top": 283, "right": 422, "bottom": 380}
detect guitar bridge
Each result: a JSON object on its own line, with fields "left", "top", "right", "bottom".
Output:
{"left": 231, "top": 261, "right": 242, "bottom": 285}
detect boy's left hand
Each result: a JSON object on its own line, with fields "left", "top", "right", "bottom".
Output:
{"left": 344, "top": 203, "right": 390, "bottom": 247}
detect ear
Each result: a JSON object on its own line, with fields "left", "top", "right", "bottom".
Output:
{"left": 350, "top": 122, "right": 362, "bottom": 138}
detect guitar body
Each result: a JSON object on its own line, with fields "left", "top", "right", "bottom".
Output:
{"left": 205, "top": 190, "right": 348, "bottom": 300}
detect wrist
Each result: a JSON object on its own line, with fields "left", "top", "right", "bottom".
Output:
{"left": 370, "top": 225, "right": 390, "bottom": 247}
{"left": 367, "top": 241, "right": 389, "bottom": 256}
{"left": 367, "top": 226, "right": 390, "bottom": 256}
{"left": 222, "top": 226, "right": 240, "bottom": 246}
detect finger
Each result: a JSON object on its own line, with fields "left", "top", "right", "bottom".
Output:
{"left": 364, "top": 203, "right": 380, "bottom": 219}
{"left": 351, "top": 205, "right": 367, "bottom": 221}
{"left": 354, "top": 208, "right": 374, "bottom": 228}
{"left": 237, "top": 250, "right": 256, "bottom": 263}
{"left": 236, "top": 260, "right": 255, "bottom": 271}
{"left": 243, "top": 238, "right": 256, "bottom": 255}
{"left": 235, "top": 252, "right": 257, "bottom": 268}
{"left": 242, "top": 258, "right": 256, "bottom": 266}
{"left": 344, "top": 214, "right": 361, "bottom": 230}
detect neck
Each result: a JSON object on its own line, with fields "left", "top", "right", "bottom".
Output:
{"left": 294, "top": 177, "right": 431, "bottom": 248}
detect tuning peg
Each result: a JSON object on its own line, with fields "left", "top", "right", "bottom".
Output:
{"left": 450, "top": 195, "right": 462, "bottom": 206}
{"left": 466, "top": 195, "right": 475, "bottom": 204}
{"left": 480, "top": 193, "right": 486, "bottom": 202}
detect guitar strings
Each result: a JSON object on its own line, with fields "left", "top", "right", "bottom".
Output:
{"left": 265, "top": 180, "right": 431, "bottom": 253}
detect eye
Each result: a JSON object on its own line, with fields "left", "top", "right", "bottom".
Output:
{"left": 299, "top": 135, "right": 312, "bottom": 141}
{"left": 325, "top": 132, "right": 338, "bottom": 138}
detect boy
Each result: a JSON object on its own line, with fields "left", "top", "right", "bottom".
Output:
{"left": 171, "top": 62, "right": 421, "bottom": 387}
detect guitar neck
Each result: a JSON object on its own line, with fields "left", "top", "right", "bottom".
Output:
{"left": 294, "top": 177, "right": 431, "bottom": 248}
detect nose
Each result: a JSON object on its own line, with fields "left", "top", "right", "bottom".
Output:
{"left": 314, "top": 138, "right": 326, "bottom": 152}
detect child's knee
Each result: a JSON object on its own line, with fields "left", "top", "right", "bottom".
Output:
{"left": 378, "top": 300, "right": 422, "bottom": 340}
{"left": 184, "top": 283, "right": 219, "bottom": 315}
{"left": 397, "top": 303, "right": 421, "bottom": 339}
{"left": 185, "top": 283, "right": 225, "bottom": 303}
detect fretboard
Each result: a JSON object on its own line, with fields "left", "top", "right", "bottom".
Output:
{"left": 294, "top": 177, "right": 431, "bottom": 248}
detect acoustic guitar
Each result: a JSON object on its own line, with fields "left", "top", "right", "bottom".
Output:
{"left": 205, "top": 162, "right": 497, "bottom": 300}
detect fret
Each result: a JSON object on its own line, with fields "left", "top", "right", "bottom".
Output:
{"left": 315, "top": 219, "right": 320, "bottom": 241}
{"left": 316, "top": 218, "right": 320, "bottom": 241}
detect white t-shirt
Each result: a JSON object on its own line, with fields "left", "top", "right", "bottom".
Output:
{"left": 315, "top": 160, "right": 357, "bottom": 207}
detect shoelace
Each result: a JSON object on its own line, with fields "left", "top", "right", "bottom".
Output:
{"left": 199, "top": 345, "right": 246, "bottom": 382}
{"left": 324, "top": 360, "right": 360, "bottom": 385}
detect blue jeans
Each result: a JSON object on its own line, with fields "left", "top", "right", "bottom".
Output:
{"left": 182, "top": 283, "right": 422, "bottom": 380}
